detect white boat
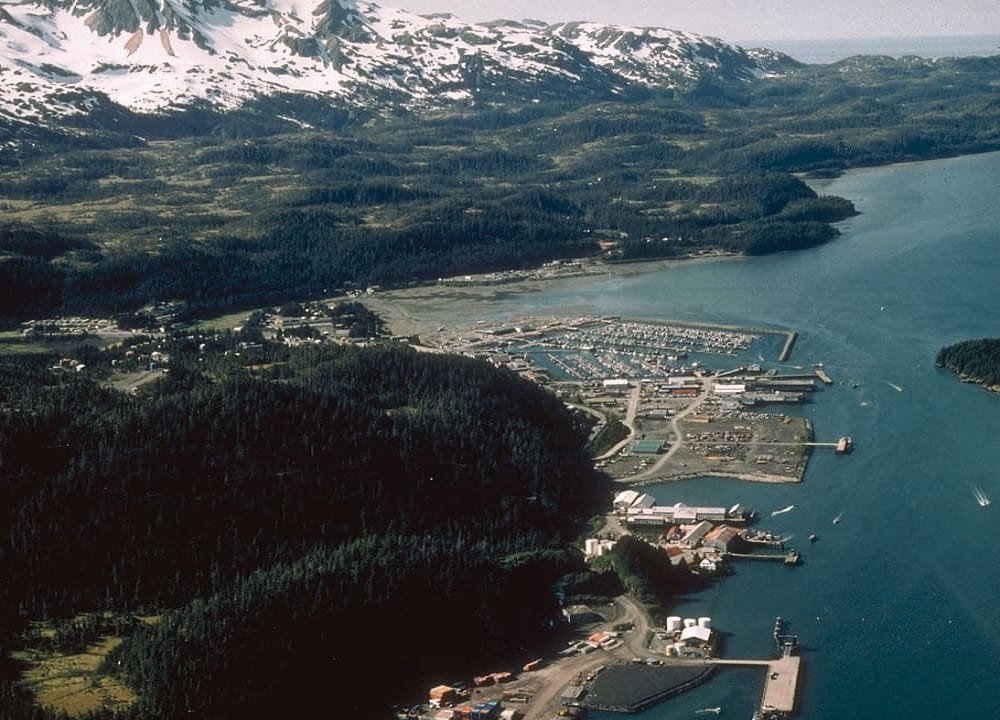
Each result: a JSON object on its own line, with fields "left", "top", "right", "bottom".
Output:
{"left": 695, "top": 708, "right": 722, "bottom": 716}
{"left": 770, "top": 504, "right": 796, "bottom": 517}
{"left": 973, "top": 486, "right": 991, "bottom": 507}
{"left": 832, "top": 512, "right": 843, "bottom": 525}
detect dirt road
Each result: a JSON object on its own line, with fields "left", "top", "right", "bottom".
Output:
{"left": 518, "top": 595, "right": 655, "bottom": 720}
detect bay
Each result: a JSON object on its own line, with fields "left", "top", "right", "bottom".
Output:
{"left": 470, "top": 151, "right": 1000, "bottom": 718}
{"left": 739, "top": 34, "right": 1000, "bottom": 64}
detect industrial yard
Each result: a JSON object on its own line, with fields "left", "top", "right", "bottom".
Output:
{"left": 406, "top": 605, "right": 802, "bottom": 720}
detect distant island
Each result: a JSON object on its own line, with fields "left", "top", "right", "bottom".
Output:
{"left": 935, "top": 339, "right": 1000, "bottom": 390}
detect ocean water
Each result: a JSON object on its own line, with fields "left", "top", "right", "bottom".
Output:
{"left": 737, "top": 34, "right": 1000, "bottom": 64}
{"left": 480, "top": 150, "right": 1000, "bottom": 719}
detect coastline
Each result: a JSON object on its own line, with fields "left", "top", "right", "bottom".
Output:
{"left": 362, "top": 253, "right": 746, "bottom": 339}
{"left": 623, "top": 470, "right": 804, "bottom": 487}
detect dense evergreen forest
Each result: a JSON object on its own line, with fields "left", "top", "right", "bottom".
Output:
{"left": 5, "top": 54, "right": 1000, "bottom": 323}
{"left": 0, "top": 337, "right": 609, "bottom": 718}
{"left": 936, "top": 339, "right": 1000, "bottom": 389}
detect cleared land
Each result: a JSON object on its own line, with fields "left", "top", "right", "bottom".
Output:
{"left": 14, "top": 637, "right": 136, "bottom": 717}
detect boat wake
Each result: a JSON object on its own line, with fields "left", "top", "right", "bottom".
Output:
{"left": 886, "top": 381, "right": 904, "bottom": 392}
{"left": 973, "top": 485, "right": 991, "bottom": 507}
{"left": 770, "top": 504, "right": 796, "bottom": 517}
{"left": 695, "top": 708, "right": 722, "bottom": 716}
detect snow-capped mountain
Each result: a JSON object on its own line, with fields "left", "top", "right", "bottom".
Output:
{"left": 0, "top": 0, "right": 794, "bottom": 123}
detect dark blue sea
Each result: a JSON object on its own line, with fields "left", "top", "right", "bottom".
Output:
{"left": 738, "top": 34, "right": 1000, "bottom": 64}
{"left": 465, "top": 150, "right": 1000, "bottom": 718}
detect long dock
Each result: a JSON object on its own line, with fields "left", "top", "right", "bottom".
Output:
{"left": 777, "top": 331, "right": 797, "bottom": 362}
{"left": 726, "top": 550, "right": 800, "bottom": 565}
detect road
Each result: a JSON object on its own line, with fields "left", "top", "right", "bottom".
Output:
{"left": 518, "top": 594, "right": 655, "bottom": 720}
{"left": 625, "top": 376, "right": 714, "bottom": 483}
{"left": 595, "top": 385, "right": 642, "bottom": 460}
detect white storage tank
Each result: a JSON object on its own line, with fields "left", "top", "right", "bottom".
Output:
{"left": 666, "top": 616, "right": 682, "bottom": 632}
{"left": 698, "top": 616, "right": 712, "bottom": 630}
{"left": 684, "top": 618, "right": 697, "bottom": 628}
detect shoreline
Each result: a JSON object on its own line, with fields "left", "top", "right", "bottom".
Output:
{"left": 621, "top": 470, "right": 804, "bottom": 487}
{"left": 362, "top": 254, "right": 748, "bottom": 340}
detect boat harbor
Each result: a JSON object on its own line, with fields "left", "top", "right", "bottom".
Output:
{"left": 576, "top": 618, "right": 802, "bottom": 718}
{"left": 582, "top": 663, "right": 717, "bottom": 712}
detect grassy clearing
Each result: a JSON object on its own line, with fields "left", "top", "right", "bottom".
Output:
{"left": 194, "top": 308, "right": 255, "bottom": 330}
{"left": 14, "top": 636, "right": 137, "bottom": 717}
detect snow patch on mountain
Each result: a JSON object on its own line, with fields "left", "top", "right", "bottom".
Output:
{"left": 0, "top": 0, "right": 790, "bottom": 123}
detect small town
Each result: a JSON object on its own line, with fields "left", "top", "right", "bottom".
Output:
{"left": 377, "top": 314, "right": 853, "bottom": 720}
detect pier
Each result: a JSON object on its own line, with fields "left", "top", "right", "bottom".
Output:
{"left": 814, "top": 367, "right": 833, "bottom": 384}
{"left": 705, "top": 655, "right": 800, "bottom": 719}
{"left": 725, "top": 549, "right": 800, "bottom": 565}
{"left": 777, "top": 331, "right": 797, "bottom": 362}
{"left": 753, "top": 436, "right": 852, "bottom": 453}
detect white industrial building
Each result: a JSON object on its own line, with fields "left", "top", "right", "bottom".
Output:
{"left": 584, "top": 538, "right": 617, "bottom": 557}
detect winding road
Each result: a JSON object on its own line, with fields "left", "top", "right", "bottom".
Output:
{"left": 518, "top": 594, "right": 655, "bottom": 720}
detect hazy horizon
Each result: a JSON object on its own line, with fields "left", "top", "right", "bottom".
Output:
{"left": 395, "top": 0, "right": 1000, "bottom": 43}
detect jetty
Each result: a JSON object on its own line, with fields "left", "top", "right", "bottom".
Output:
{"left": 777, "top": 331, "right": 797, "bottom": 362}
{"left": 814, "top": 367, "right": 833, "bottom": 384}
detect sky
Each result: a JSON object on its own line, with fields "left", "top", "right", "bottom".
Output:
{"left": 393, "top": 0, "right": 1000, "bottom": 42}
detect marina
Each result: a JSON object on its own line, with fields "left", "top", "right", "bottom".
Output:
{"left": 581, "top": 619, "right": 803, "bottom": 719}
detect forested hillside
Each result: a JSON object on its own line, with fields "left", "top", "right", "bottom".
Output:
{"left": 0, "top": 339, "right": 608, "bottom": 718}
{"left": 5, "top": 54, "right": 1000, "bottom": 323}
{"left": 936, "top": 338, "right": 1000, "bottom": 389}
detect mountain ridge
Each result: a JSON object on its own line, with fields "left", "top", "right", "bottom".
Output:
{"left": 0, "top": 0, "right": 796, "bottom": 125}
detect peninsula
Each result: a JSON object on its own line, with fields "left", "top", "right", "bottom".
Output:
{"left": 936, "top": 338, "right": 1000, "bottom": 392}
